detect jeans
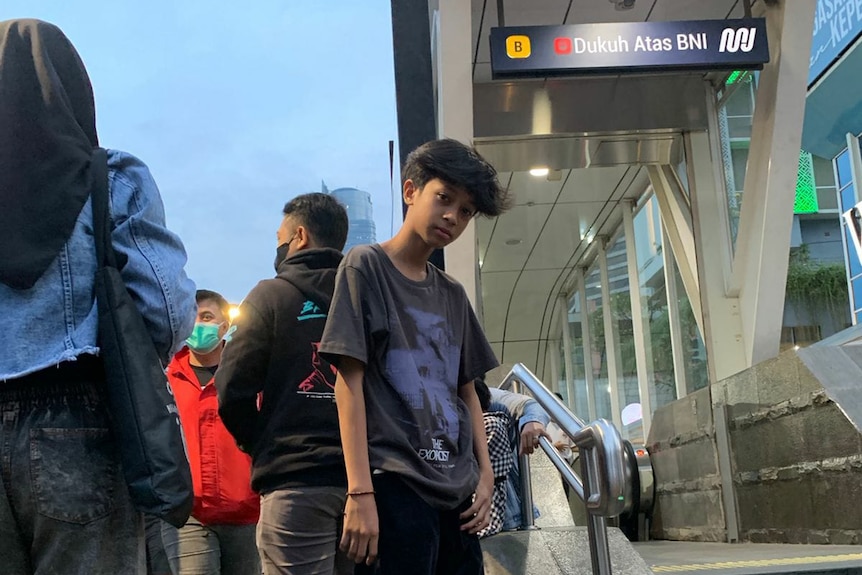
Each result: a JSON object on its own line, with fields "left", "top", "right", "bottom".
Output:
{"left": 162, "top": 516, "right": 260, "bottom": 575}
{"left": 0, "top": 358, "right": 144, "bottom": 574}
{"left": 355, "top": 473, "right": 483, "bottom": 575}
{"left": 257, "top": 486, "right": 351, "bottom": 575}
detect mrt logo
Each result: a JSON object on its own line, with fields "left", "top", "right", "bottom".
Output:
{"left": 505, "top": 35, "right": 531, "bottom": 58}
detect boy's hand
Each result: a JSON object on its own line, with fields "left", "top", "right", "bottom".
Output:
{"left": 340, "top": 494, "right": 379, "bottom": 565}
{"left": 520, "top": 421, "right": 551, "bottom": 455}
{"left": 459, "top": 469, "right": 493, "bottom": 533}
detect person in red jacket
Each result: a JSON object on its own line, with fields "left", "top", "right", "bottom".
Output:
{"left": 163, "top": 289, "right": 260, "bottom": 575}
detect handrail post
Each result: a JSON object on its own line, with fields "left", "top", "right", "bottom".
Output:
{"left": 587, "top": 515, "right": 613, "bottom": 575}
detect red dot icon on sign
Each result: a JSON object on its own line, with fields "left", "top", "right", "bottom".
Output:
{"left": 554, "top": 37, "right": 572, "bottom": 54}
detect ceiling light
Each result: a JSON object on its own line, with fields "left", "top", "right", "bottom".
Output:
{"left": 505, "top": 238, "right": 522, "bottom": 246}
{"left": 529, "top": 167, "right": 549, "bottom": 177}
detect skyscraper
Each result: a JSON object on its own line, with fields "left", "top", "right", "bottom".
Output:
{"left": 322, "top": 181, "right": 376, "bottom": 253}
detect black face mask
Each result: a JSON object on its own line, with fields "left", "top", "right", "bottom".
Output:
{"left": 274, "top": 243, "right": 290, "bottom": 272}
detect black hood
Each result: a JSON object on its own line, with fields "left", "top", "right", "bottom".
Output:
{"left": 276, "top": 248, "right": 343, "bottom": 313}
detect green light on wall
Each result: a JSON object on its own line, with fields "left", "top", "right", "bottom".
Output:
{"left": 794, "top": 151, "right": 818, "bottom": 214}
{"left": 727, "top": 70, "right": 744, "bottom": 84}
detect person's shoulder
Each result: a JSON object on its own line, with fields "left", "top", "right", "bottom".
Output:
{"left": 342, "top": 244, "right": 379, "bottom": 267}
{"left": 429, "top": 264, "right": 469, "bottom": 299}
{"left": 105, "top": 149, "right": 157, "bottom": 192}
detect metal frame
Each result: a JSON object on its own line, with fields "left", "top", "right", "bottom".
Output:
{"left": 845, "top": 132, "right": 862, "bottom": 322}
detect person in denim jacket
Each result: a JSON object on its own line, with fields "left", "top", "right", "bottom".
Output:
{"left": 0, "top": 19, "right": 196, "bottom": 575}
{"left": 487, "top": 385, "right": 550, "bottom": 530}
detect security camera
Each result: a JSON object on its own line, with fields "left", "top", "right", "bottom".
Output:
{"left": 614, "top": 0, "right": 636, "bottom": 9}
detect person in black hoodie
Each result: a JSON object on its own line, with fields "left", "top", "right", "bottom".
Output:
{"left": 215, "top": 192, "right": 350, "bottom": 575}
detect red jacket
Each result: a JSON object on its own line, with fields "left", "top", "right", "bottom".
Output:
{"left": 167, "top": 348, "right": 259, "bottom": 525}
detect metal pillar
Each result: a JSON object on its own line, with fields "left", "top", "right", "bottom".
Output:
{"left": 647, "top": 164, "right": 704, "bottom": 337}
{"left": 686, "top": 126, "right": 748, "bottom": 383}
{"left": 431, "top": 0, "right": 481, "bottom": 304}
{"left": 729, "top": 0, "right": 817, "bottom": 366}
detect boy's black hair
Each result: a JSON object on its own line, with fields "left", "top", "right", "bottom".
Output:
{"left": 403, "top": 138, "right": 511, "bottom": 217}
{"left": 283, "top": 193, "right": 349, "bottom": 251}
{"left": 474, "top": 375, "right": 491, "bottom": 412}
{"left": 196, "top": 289, "right": 231, "bottom": 322}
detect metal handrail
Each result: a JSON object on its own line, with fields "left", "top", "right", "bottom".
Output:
{"left": 498, "top": 363, "right": 629, "bottom": 575}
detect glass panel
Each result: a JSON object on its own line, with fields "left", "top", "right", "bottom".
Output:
{"left": 731, "top": 146, "right": 750, "bottom": 192}
{"left": 845, "top": 225, "right": 862, "bottom": 278}
{"left": 605, "top": 232, "right": 642, "bottom": 442}
{"left": 727, "top": 116, "right": 753, "bottom": 140}
{"left": 813, "top": 155, "right": 836, "bottom": 188}
{"left": 852, "top": 277, "right": 862, "bottom": 312}
{"left": 557, "top": 339, "right": 569, "bottom": 407}
{"left": 585, "top": 265, "right": 612, "bottom": 421}
{"left": 837, "top": 150, "right": 853, "bottom": 189}
{"left": 634, "top": 198, "right": 677, "bottom": 413}
{"left": 670, "top": 251, "right": 709, "bottom": 393}
{"left": 724, "top": 77, "right": 755, "bottom": 116}
{"left": 567, "top": 290, "right": 589, "bottom": 421}
{"left": 841, "top": 185, "right": 857, "bottom": 213}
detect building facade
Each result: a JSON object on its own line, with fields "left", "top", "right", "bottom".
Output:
{"left": 322, "top": 181, "right": 377, "bottom": 253}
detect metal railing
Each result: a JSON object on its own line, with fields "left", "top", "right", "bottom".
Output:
{"left": 499, "top": 363, "right": 629, "bottom": 575}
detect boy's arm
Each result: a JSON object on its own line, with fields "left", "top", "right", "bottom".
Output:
{"left": 458, "top": 381, "right": 494, "bottom": 534}
{"left": 335, "top": 356, "right": 379, "bottom": 566}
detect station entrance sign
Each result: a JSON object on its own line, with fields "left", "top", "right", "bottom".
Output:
{"left": 490, "top": 19, "right": 768, "bottom": 79}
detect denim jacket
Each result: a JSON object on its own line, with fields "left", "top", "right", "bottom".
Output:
{"left": 1, "top": 149, "right": 196, "bottom": 380}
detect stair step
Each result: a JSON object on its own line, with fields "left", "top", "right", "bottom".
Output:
{"left": 481, "top": 526, "right": 653, "bottom": 575}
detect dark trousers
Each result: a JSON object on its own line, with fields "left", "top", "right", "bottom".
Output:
{"left": 0, "top": 358, "right": 144, "bottom": 574}
{"left": 355, "top": 473, "right": 483, "bottom": 575}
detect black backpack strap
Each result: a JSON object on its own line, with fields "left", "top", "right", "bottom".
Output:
{"left": 90, "top": 148, "right": 117, "bottom": 269}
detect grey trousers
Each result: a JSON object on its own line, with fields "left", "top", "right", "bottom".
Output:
{"left": 257, "top": 486, "right": 352, "bottom": 575}
{"left": 0, "top": 359, "right": 144, "bottom": 574}
{"left": 162, "top": 516, "right": 260, "bottom": 575}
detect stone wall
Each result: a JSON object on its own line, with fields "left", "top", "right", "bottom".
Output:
{"left": 716, "top": 351, "right": 862, "bottom": 544}
{"left": 647, "top": 349, "right": 862, "bottom": 544}
{"left": 648, "top": 387, "right": 726, "bottom": 541}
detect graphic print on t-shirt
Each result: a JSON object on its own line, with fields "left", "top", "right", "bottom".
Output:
{"left": 384, "top": 306, "right": 461, "bottom": 469}
{"left": 297, "top": 342, "right": 337, "bottom": 398}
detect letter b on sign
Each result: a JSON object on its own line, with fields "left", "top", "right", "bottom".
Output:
{"left": 506, "top": 35, "right": 531, "bottom": 58}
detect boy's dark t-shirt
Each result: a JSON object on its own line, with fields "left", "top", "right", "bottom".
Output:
{"left": 319, "top": 244, "right": 499, "bottom": 510}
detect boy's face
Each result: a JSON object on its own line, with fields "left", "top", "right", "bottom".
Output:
{"left": 404, "top": 178, "right": 476, "bottom": 249}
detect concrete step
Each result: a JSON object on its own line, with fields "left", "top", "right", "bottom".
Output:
{"left": 481, "top": 526, "right": 653, "bottom": 575}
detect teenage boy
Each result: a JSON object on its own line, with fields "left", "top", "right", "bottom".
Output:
{"left": 216, "top": 193, "right": 351, "bottom": 575}
{"left": 319, "top": 138, "right": 510, "bottom": 575}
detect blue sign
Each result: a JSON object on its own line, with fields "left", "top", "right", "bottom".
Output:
{"left": 809, "top": 0, "right": 862, "bottom": 86}
{"left": 489, "top": 19, "right": 768, "bottom": 79}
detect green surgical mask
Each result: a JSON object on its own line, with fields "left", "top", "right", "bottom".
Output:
{"left": 186, "top": 322, "right": 223, "bottom": 354}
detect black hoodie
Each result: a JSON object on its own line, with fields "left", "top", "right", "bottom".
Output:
{"left": 216, "top": 248, "right": 346, "bottom": 494}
